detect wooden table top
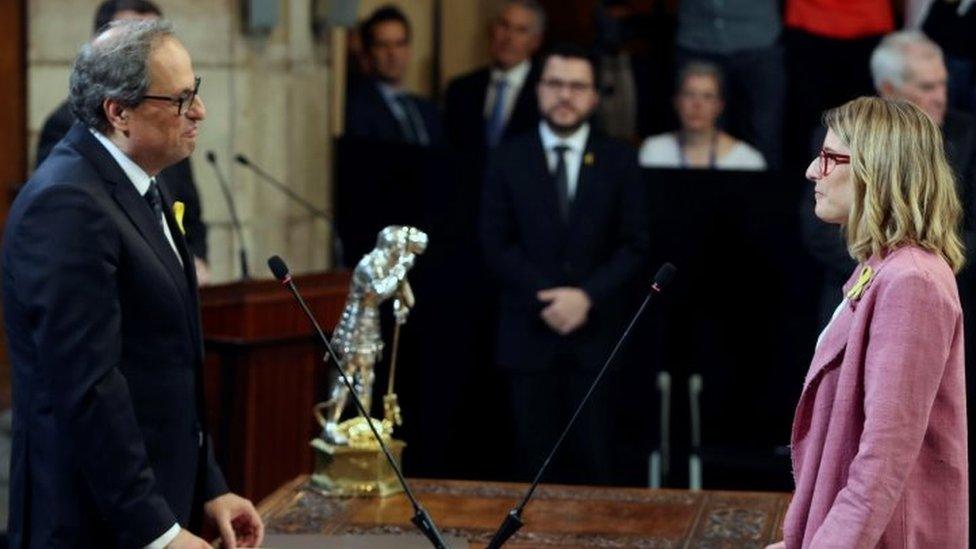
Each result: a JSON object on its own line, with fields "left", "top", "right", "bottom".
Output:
{"left": 258, "top": 476, "right": 790, "bottom": 548}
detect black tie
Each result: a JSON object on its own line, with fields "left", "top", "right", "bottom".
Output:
{"left": 145, "top": 178, "right": 164, "bottom": 224}
{"left": 394, "top": 95, "right": 425, "bottom": 144}
{"left": 553, "top": 144, "right": 571, "bottom": 220}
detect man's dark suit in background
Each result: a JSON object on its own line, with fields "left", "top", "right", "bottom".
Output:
{"left": 35, "top": 100, "right": 209, "bottom": 262}
{"left": 4, "top": 124, "right": 227, "bottom": 546}
{"left": 344, "top": 80, "right": 443, "bottom": 145}
{"left": 480, "top": 127, "right": 649, "bottom": 484}
{"left": 443, "top": 62, "right": 540, "bottom": 150}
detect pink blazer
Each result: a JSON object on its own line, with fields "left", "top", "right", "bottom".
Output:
{"left": 784, "top": 246, "right": 968, "bottom": 548}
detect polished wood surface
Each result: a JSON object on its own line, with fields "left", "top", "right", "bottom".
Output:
{"left": 258, "top": 475, "right": 790, "bottom": 548}
{"left": 200, "top": 271, "right": 350, "bottom": 501}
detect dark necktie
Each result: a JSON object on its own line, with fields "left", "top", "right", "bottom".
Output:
{"left": 553, "top": 144, "right": 571, "bottom": 220}
{"left": 485, "top": 78, "right": 509, "bottom": 148}
{"left": 145, "top": 178, "right": 164, "bottom": 225}
{"left": 394, "top": 95, "right": 427, "bottom": 145}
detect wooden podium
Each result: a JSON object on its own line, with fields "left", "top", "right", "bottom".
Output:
{"left": 200, "top": 271, "right": 351, "bottom": 502}
{"left": 258, "top": 475, "right": 790, "bottom": 547}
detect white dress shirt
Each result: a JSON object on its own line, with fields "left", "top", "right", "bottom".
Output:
{"left": 90, "top": 129, "right": 183, "bottom": 548}
{"left": 483, "top": 59, "right": 532, "bottom": 130}
{"left": 90, "top": 129, "right": 183, "bottom": 268}
{"left": 539, "top": 121, "right": 591, "bottom": 200}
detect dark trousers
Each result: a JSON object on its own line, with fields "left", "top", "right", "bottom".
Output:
{"left": 676, "top": 44, "right": 786, "bottom": 170}
{"left": 784, "top": 29, "right": 882, "bottom": 170}
{"left": 506, "top": 351, "right": 614, "bottom": 486}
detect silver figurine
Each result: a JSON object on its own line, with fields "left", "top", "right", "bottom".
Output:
{"left": 322, "top": 226, "right": 428, "bottom": 444}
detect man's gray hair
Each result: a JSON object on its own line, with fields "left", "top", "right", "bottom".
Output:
{"left": 870, "top": 30, "right": 943, "bottom": 92}
{"left": 69, "top": 18, "right": 175, "bottom": 133}
{"left": 677, "top": 60, "right": 725, "bottom": 98}
{"left": 500, "top": 0, "right": 547, "bottom": 35}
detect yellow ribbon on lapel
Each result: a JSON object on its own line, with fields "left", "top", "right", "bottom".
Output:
{"left": 584, "top": 152, "right": 595, "bottom": 166}
{"left": 172, "top": 201, "right": 186, "bottom": 235}
{"left": 846, "top": 265, "right": 874, "bottom": 301}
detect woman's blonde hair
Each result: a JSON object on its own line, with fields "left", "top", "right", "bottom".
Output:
{"left": 824, "top": 96, "right": 965, "bottom": 272}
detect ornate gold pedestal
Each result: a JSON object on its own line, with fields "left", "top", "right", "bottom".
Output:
{"left": 310, "top": 417, "right": 406, "bottom": 497}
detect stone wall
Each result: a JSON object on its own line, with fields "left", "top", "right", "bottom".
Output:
{"left": 28, "top": 0, "right": 333, "bottom": 282}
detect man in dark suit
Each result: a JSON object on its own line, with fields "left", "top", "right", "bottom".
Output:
{"left": 2, "top": 20, "right": 262, "bottom": 548}
{"left": 480, "top": 43, "right": 649, "bottom": 485}
{"left": 344, "top": 5, "right": 442, "bottom": 145}
{"left": 35, "top": 0, "right": 212, "bottom": 285}
{"left": 444, "top": 0, "right": 545, "bottom": 151}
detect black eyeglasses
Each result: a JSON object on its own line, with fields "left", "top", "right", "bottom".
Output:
{"left": 142, "top": 76, "right": 201, "bottom": 116}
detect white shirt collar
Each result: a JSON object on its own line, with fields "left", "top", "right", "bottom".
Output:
{"left": 89, "top": 128, "right": 154, "bottom": 195}
{"left": 377, "top": 80, "right": 405, "bottom": 101}
{"left": 539, "top": 120, "right": 590, "bottom": 153}
{"left": 491, "top": 59, "right": 531, "bottom": 88}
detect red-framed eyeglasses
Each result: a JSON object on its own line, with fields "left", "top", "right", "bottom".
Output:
{"left": 817, "top": 149, "right": 851, "bottom": 177}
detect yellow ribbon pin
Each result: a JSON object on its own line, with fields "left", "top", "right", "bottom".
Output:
{"left": 846, "top": 265, "right": 874, "bottom": 301}
{"left": 584, "top": 152, "right": 595, "bottom": 166}
{"left": 172, "top": 201, "right": 186, "bottom": 235}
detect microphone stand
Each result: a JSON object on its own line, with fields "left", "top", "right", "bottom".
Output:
{"left": 267, "top": 256, "right": 449, "bottom": 549}
{"left": 205, "top": 151, "right": 249, "bottom": 279}
{"left": 486, "top": 264, "right": 677, "bottom": 548}
{"left": 234, "top": 154, "right": 332, "bottom": 221}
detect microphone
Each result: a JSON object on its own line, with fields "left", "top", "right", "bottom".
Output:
{"left": 486, "top": 263, "right": 678, "bottom": 549}
{"left": 267, "top": 255, "right": 449, "bottom": 549}
{"left": 206, "top": 151, "right": 249, "bottom": 279}
{"left": 234, "top": 154, "right": 332, "bottom": 222}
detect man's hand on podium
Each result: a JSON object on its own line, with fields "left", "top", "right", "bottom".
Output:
{"left": 167, "top": 528, "right": 212, "bottom": 548}
{"left": 204, "top": 493, "right": 265, "bottom": 548}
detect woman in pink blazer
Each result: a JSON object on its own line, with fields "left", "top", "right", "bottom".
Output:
{"left": 770, "top": 97, "right": 968, "bottom": 548}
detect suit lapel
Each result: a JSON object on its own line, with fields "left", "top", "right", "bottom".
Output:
{"left": 568, "top": 134, "right": 597, "bottom": 225}
{"left": 111, "top": 180, "right": 192, "bottom": 304}
{"left": 157, "top": 180, "right": 198, "bottom": 291}
{"left": 158, "top": 182, "right": 205, "bottom": 360}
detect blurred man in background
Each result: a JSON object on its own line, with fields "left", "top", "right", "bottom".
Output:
{"left": 444, "top": 0, "right": 546, "bottom": 151}
{"left": 481, "top": 43, "right": 649, "bottom": 485}
{"left": 345, "top": 5, "right": 442, "bottom": 146}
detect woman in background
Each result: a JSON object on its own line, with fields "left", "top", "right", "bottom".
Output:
{"left": 769, "top": 97, "right": 968, "bottom": 548}
{"left": 638, "top": 61, "right": 766, "bottom": 170}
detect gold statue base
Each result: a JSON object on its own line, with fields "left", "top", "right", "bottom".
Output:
{"left": 310, "top": 417, "right": 406, "bottom": 497}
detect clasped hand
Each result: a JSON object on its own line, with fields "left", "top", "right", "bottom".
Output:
{"left": 537, "top": 287, "right": 591, "bottom": 335}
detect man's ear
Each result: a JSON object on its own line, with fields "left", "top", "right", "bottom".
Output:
{"left": 103, "top": 98, "right": 129, "bottom": 133}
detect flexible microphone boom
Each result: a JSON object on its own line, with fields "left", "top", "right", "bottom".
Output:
{"left": 206, "top": 151, "right": 249, "bottom": 279}
{"left": 486, "top": 263, "right": 678, "bottom": 548}
{"left": 267, "top": 255, "right": 450, "bottom": 549}
{"left": 234, "top": 154, "right": 332, "bottom": 221}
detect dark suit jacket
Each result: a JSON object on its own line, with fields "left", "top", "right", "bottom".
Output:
{"left": 443, "top": 63, "right": 541, "bottom": 151}
{"left": 2, "top": 123, "right": 228, "bottom": 548}
{"left": 36, "top": 101, "right": 209, "bottom": 261}
{"left": 800, "top": 109, "right": 976, "bottom": 324}
{"left": 480, "top": 128, "right": 650, "bottom": 372}
{"left": 344, "top": 80, "right": 443, "bottom": 145}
